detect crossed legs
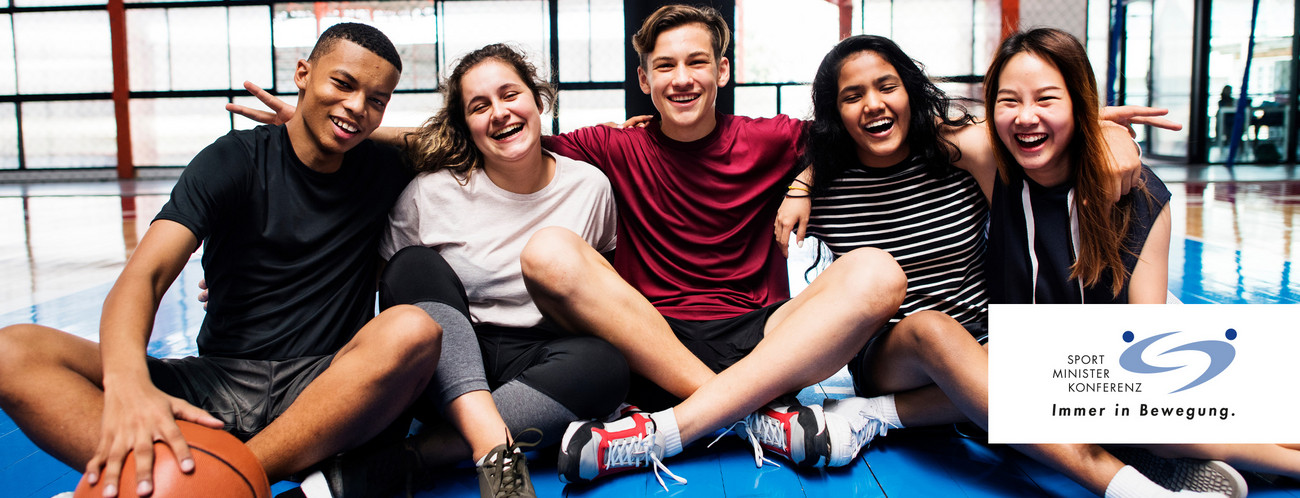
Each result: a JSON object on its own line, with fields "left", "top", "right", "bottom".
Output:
{"left": 0, "top": 304, "right": 441, "bottom": 484}
{"left": 521, "top": 226, "right": 906, "bottom": 447}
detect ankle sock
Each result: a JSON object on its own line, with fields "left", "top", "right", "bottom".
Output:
{"left": 649, "top": 408, "right": 683, "bottom": 458}
{"left": 873, "top": 394, "right": 903, "bottom": 429}
{"left": 1105, "top": 465, "right": 1219, "bottom": 497}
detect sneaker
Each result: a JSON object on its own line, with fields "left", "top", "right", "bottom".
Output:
{"left": 477, "top": 441, "right": 536, "bottom": 498}
{"left": 736, "top": 403, "right": 831, "bottom": 468}
{"left": 280, "top": 440, "right": 425, "bottom": 498}
{"left": 1110, "top": 447, "right": 1247, "bottom": 498}
{"left": 822, "top": 397, "right": 890, "bottom": 467}
{"left": 603, "top": 403, "right": 643, "bottom": 422}
{"left": 557, "top": 412, "right": 686, "bottom": 490}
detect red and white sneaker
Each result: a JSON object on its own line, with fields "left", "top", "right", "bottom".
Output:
{"left": 738, "top": 403, "right": 831, "bottom": 468}
{"left": 557, "top": 412, "right": 686, "bottom": 490}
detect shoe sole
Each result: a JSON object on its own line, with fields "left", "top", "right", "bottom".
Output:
{"left": 1111, "top": 447, "right": 1248, "bottom": 498}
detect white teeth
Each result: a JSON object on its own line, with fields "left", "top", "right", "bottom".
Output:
{"left": 864, "top": 118, "right": 894, "bottom": 133}
{"left": 1017, "top": 133, "right": 1048, "bottom": 146}
{"left": 492, "top": 124, "right": 524, "bottom": 140}
{"left": 331, "top": 117, "right": 358, "bottom": 133}
{"left": 669, "top": 94, "right": 698, "bottom": 103}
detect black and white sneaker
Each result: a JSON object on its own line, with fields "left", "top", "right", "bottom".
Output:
{"left": 1110, "top": 446, "right": 1247, "bottom": 498}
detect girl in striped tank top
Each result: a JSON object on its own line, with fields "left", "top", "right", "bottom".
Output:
{"left": 773, "top": 35, "right": 1227, "bottom": 497}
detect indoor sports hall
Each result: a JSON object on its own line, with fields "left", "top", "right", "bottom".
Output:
{"left": 1, "top": 1, "right": 1297, "bottom": 497}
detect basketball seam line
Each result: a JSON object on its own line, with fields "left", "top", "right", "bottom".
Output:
{"left": 191, "top": 446, "right": 259, "bottom": 496}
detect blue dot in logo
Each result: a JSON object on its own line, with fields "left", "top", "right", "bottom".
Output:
{"left": 1122, "top": 331, "right": 1134, "bottom": 343}
{"left": 1225, "top": 328, "right": 1237, "bottom": 340}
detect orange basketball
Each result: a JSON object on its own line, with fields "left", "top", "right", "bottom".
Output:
{"left": 73, "top": 420, "right": 270, "bottom": 498}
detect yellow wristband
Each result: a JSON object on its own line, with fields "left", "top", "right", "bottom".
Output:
{"left": 788, "top": 185, "right": 810, "bottom": 193}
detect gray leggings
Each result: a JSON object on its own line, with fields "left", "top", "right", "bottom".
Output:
{"left": 379, "top": 246, "right": 628, "bottom": 446}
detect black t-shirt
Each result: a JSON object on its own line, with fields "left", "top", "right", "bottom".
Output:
{"left": 155, "top": 124, "right": 412, "bottom": 360}
{"left": 987, "top": 165, "right": 1171, "bottom": 304}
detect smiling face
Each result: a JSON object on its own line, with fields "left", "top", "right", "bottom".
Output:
{"left": 289, "top": 39, "right": 399, "bottom": 172}
{"left": 461, "top": 59, "right": 544, "bottom": 169}
{"left": 836, "top": 51, "right": 912, "bottom": 168}
{"left": 992, "top": 52, "right": 1075, "bottom": 186}
{"left": 637, "top": 22, "right": 730, "bottom": 142}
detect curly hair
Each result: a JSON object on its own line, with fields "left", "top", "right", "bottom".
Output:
{"left": 403, "top": 44, "right": 556, "bottom": 179}
{"left": 799, "top": 35, "right": 974, "bottom": 198}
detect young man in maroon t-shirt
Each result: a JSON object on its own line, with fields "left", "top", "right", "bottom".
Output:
{"left": 522, "top": 5, "right": 906, "bottom": 484}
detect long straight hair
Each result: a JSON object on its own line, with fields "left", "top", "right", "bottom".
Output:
{"left": 983, "top": 28, "right": 1141, "bottom": 296}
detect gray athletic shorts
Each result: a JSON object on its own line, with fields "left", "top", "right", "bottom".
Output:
{"left": 146, "top": 354, "right": 333, "bottom": 441}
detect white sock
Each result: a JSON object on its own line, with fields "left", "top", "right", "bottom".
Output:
{"left": 872, "top": 394, "right": 904, "bottom": 429}
{"left": 298, "top": 470, "right": 333, "bottom": 498}
{"left": 649, "top": 408, "right": 683, "bottom": 458}
{"left": 1104, "top": 465, "right": 1221, "bottom": 497}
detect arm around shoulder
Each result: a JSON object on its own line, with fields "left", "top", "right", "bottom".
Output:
{"left": 945, "top": 122, "right": 997, "bottom": 202}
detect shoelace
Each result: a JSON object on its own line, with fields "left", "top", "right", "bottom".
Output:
{"left": 603, "top": 429, "right": 686, "bottom": 491}
{"left": 487, "top": 449, "right": 525, "bottom": 497}
{"left": 708, "top": 415, "right": 781, "bottom": 469}
{"left": 487, "top": 428, "right": 542, "bottom": 498}
{"left": 847, "top": 408, "right": 889, "bottom": 447}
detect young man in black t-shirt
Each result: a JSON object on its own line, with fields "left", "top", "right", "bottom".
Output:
{"left": 0, "top": 23, "right": 440, "bottom": 498}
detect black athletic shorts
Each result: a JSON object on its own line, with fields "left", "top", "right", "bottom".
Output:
{"left": 147, "top": 354, "right": 333, "bottom": 441}
{"left": 626, "top": 301, "right": 787, "bottom": 411}
{"left": 849, "top": 320, "right": 987, "bottom": 396}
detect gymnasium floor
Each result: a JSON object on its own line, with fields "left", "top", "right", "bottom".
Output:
{"left": 1, "top": 163, "right": 1299, "bottom": 497}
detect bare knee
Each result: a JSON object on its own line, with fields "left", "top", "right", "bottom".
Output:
{"left": 0, "top": 324, "right": 61, "bottom": 376}
{"left": 835, "top": 247, "right": 907, "bottom": 310}
{"left": 892, "top": 310, "right": 967, "bottom": 351}
{"left": 0, "top": 324, "right": 95, "bottom": 404}
{"left": 371, "top": 305, "right": 443, "bottom": 366}
{"left": 520, "top": 226, "right": 594, "bottom": 298}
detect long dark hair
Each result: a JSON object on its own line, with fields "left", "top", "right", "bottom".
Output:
{"left": 984, "top": 28, "right": 1142, "bottom": 296}
{"left": 799, "top": 35, "right": 975, "bottom": 197}
{"left": 404, "top": 43, "right": 556, "bottom": 179}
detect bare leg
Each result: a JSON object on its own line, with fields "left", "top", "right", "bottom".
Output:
{"left": 672, "top": 247, "right": 906, "bottom": 444}
{"left": 522, "top": 227, "right": 714, "bottom": 398}
{"left": 0, "top": 324, "right": 110, "bottom": 467}
{"left": 857, "top": 311, "right": 987, "bottom": 427}
{"left": 854, "top": 312, "right": 1129, "bottom": 495}
{"left": 443, "top": 390, "right": 511, "bottom": 462}
{"left": 244, "top": 304, "right": 441, "bottom": 480}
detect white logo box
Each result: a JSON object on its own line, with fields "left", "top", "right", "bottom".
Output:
{"left": 988, "top": 304, "right": 1300, "bottom": 444}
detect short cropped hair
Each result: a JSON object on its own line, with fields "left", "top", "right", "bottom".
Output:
{"left": 308, "top": 22, "right": 402, "bottom": 73}
{"left": 631, "top": 4, "right": 730, "bottom": 68}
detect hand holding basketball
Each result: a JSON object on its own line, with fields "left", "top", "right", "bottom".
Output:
{"left": 75, "top": 420, "right": 270, "bottom": 498}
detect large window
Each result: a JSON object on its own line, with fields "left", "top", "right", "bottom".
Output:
{"left": 1207, "top": 0, "right": 1294, "bottom": 164}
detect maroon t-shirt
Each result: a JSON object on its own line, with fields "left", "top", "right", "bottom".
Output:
{"left": 543, "top": 113, "right": 802, "bottom": 320}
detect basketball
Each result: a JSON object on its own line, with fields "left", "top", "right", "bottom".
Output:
{"left": 73, "top": 420, "right": 270, "bottom": 498}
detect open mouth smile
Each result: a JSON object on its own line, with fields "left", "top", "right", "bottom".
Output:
{"left": 1015, "top": 133, "right": 1048, "bottom": 148}
{"left": 492, "top": 123, "right": 524, "bottom": 140}
{"left": 668, "top": 94, "right": 700, "bottom": 104}
{"left": 864, "top": 118, "right": 894, "bottom": 135}
{"left": 331, "top": 116, "right": 359, "bottom": 134}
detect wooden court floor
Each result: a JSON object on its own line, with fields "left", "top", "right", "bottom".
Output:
{"left": 1, "top": 165, "right": 1298, "bottom": 497}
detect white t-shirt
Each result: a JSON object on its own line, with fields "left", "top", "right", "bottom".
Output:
{"left": 380, "top": 151, "right": 617, "bottom": 328}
